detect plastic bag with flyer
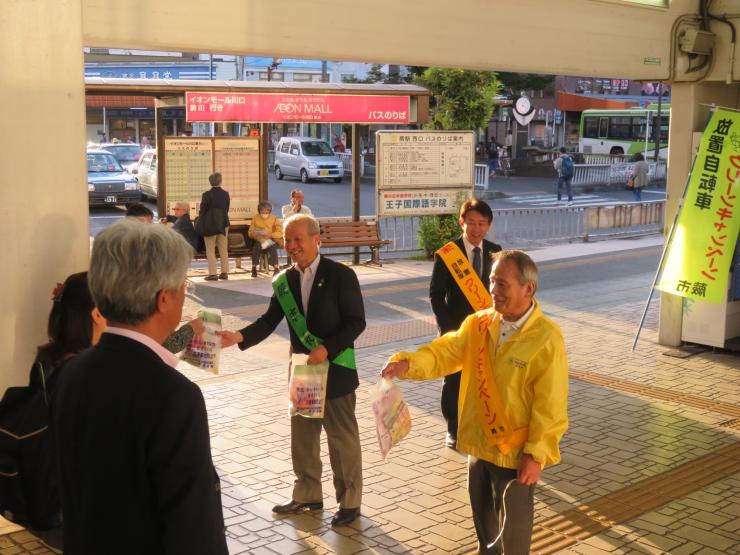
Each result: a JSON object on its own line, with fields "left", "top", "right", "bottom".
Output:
{"left": 369, "top": 378, "right": 412, "bottom": 459}
{"left": 288, "top": 354, "right": 329, "bottom": 418}
{"left": 180, "top": 309, "right": 222, "bottom": 374}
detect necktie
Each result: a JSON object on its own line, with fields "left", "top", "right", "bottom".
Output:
{"left": 473, "top": 246, "right": 482, "bottom": 278}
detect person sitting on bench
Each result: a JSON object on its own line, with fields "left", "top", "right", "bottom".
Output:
{"left": 249, "top": 201, "right": 283, "bottom": 277}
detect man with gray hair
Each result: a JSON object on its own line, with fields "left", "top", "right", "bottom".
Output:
{"left": 219, "top": 213, "right": 366, "bottom": 527}
{"left": 52, "top": 218, "right": 227, "bottom": 555}
{"left": 382, "top": 249, "right": 568, "bottom": 554}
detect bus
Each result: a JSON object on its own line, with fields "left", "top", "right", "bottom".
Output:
{"left": 578, "top": 105, "right": 669, "bottom": 158}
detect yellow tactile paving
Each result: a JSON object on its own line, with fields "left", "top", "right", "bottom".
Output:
{"left": 570, "top": 368, "right": 740, "bottom": 418}
{"left": 529, "top": 442, "right": 740, "bottom": 554}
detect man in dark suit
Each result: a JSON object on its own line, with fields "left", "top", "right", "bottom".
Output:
{"left": 52, "top": 218, "right": 227, "bottom": 555}
{"left": 200, "top": 172, "right": 231, "bottom": 281}
{"left": 219, "top": 214, "right": 366, "bottom": 527}
{"left": 429, "top": 199, "right": 501, "bottom": 449}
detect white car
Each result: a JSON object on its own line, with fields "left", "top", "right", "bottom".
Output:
{"left": 132, "top": 150, "right": 158, "bottom": 199}
{"left": 274, "top": 137, "right": 344, "bottom": 183}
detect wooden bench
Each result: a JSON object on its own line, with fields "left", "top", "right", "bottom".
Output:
{"left": 193, "top": 221, "right": 254, "bottom": 269}
{"left": 319, "top": 220, "right": 390, "bottom": 266}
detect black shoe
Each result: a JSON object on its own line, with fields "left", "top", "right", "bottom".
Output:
{"left": 251, "top": 268, "right": 258, "bottom": 278}
{"left": 218, "top": 272, "right": 228, "bottom": 280}
{"left": 445, "top": 432, "right": 457, "bottom": 450}
{"left": 204, "top": 275, "right": 218, "bottom": 281}
{"left": 272, "top": 500, "right": 323, "bottom": 515}
{"left": 273, "top": 267, "right": 280, "bottom": 276}
{"left": 331, "top": 507, "right": 360, "bottom": 527}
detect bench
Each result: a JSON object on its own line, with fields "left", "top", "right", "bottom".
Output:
{"left": 319, "top": 220, "right": 390, "bottom": 266}
{"left": 193, "top": 221, "right": 254, "bottom": 270}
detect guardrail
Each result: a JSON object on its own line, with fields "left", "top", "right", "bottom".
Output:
{"left": 373, "top": 200, "right": 665, "bottom": 255}
{"left": 474, "top": 164, "right": 489, "bottom": 189}
{"left": 571, "top": 160, "right": 666, "bottom": 186}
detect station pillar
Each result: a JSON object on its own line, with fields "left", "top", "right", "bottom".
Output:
{"left": 659, "top": 81, "right": 740, "bottom": 347}
{"left": 0, "top": 1, "right": 88, "bottom": 390}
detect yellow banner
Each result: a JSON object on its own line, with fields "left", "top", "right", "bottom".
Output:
{"left": 436, "top": 242, "right": 492, "bottom": 311}
{"left": 657, "top": 109, "right": 740, "bottom": 303}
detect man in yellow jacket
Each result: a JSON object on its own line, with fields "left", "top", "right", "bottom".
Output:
{"left": 381, "top": 249, "right": 568, "bottom": 555}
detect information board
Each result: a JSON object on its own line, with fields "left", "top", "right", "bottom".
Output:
{"left": 214, "top": 139, "right": 260, "bottom": 219}
{"left": 376, "top": 131, "right": 475, "bottom": 216}
{"left": 163, "top": 137, "right": 260, "bottom": 220}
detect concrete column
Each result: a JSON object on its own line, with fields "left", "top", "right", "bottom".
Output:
{"left": 658, "top": 81, "right": 740, "bottom": 347}
{"left": 0, "top": 1, "right": 88, "bottom": 391}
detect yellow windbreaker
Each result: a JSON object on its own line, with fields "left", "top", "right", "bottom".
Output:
{"left": 250, "top": 213, "right": 283, "bottom": 241}
{"left": 391, "top": 300, "right": 568, "bottom": 469}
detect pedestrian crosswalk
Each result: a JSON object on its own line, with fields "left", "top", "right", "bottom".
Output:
{"left": 499, "top": 193, "right": 643, "bottom": 208}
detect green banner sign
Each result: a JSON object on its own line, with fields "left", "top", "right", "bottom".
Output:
{"left": 657, "top": 109, "right": 740, "bottom": 303}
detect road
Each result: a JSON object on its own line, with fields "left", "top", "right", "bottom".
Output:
{"left": 88, "top": 172, "right": 666, "bottom": 236}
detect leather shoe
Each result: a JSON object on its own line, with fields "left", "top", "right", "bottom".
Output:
{"left": 445, "top": 432, "right": 457, "bottom": 450}
{"left": 204, "top": 275, "right": 218, "bottom": 281}
{"left": 331, "top": 507, "right": 360, "bottom": 527}
{"left": 272, "top": 500, "right": 323, "bottom": 515}
{"left": 218, "top": 272, "right": 228, "bottom": 280}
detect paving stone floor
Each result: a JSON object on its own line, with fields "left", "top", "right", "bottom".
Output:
{"left": 5, "top": 238, "right": 739, "bottom": 554}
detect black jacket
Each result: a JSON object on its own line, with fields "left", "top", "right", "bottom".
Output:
{"left": 173, "top": 213, "right": 198, "bottom": 251}
{"left": 429, "top": 236, "right": 502, "bottom": 334}
{"left": 199, "top": 186, "right": 230, "bottom": 236}
{"left": 238, "top": 256, "right": 366, "bottom": 399}
{"left": 51, "top": 334, "right": 227, "bottom": 555}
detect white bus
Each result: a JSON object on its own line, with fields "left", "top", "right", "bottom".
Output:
{"left": 579, "top": 105, "right": 669, "bottom": 158}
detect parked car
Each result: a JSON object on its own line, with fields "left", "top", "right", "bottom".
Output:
{"left": 87, "top": 150, "right": 141, "bottom": 206}
{"left": 96, "top": 143, "right": 143, "bottom": 173}
{"left": 132, "top": 150, "right": 158, "bottom": 199}
{"left": 274, "top": 137, "right": 344, "bottom": 183}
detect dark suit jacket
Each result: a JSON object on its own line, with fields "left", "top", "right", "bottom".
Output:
{"left": 238, "top": 255, "right": 366, "bottom": 399}
{"left": 429, "top": 236, "right": 502, "bottom": 334}
{"left": 199, "top": 186, "right": 230, "bottom": 235}
{"left": 51, "top": 334, "right": 227, "bottom": 555}
{"left": 173, "top": 213, "right": 198, "bottom": 251}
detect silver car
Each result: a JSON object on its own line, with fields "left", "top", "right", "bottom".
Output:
{"left": 132, "top": 150, "right": 158, "bottom": 199}
{"left": 274, "top": 137, "right": 344, "bottom": 184}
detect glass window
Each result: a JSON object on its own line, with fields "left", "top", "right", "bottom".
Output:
{"left": 290, "top": 145, "right": 299, "bottom": 155}
{"left": 632, "top": 117, "right": 646, "bottom": 140}
{"left": 609, "top": 116, "right": 632, "bottom": 139}
{"left": 583, "top": 117, "right": 599, "bottom": 138}
{"left": 88, "top": 153, "right": 122, "bottom": 173}
{"left": 258, "top": 72, "right": 283, "bottom": 81}
{"left": 293, "top": 73, "right": 313, "bottom": 82}
{"left": 280, "top": 142, "right": 290, "bottom": 153}
{"left": 301, "top": 141, "right": 333, "bottom": 156}
{"left": 598, "top": 117, "right": 609, "bottom": 138}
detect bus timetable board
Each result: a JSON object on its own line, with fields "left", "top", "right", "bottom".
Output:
{"left": 376, "top": 131, "right": 475, "bottom": 216}
{"left": 163, "top": 136, "right": 260, "bottom": 220}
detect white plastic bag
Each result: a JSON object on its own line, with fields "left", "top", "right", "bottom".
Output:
{"left": 369, "top": 378, "right": 412, "bottom": 459}
{"left": 180, "top": 309, "right": 221, "bottom": 374}
{"left": 288, "top": 354, "right": 329, "bottom": 418}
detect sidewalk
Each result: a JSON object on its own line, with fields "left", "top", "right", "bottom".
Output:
{"left": 9, "top": 236, "right": 739, "bottom": 554}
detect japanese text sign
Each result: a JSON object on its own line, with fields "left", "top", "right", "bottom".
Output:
{"left": 186, "top": 92, "right": 410, "bottom": 123}
{"left": 657, "top": 109, "right": 740, "bottom": 303}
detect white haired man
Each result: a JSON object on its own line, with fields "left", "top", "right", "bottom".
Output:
{"left": 52, "top": 218, "right": 227, "bottom": 555}
{"left": 219, "top": 214, "right": 366, "bottom": 527}
{"left": 382, "top": 250, "right": 568, "bottom": 555}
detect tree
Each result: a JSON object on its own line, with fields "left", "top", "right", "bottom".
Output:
{"left": 496, "top": 72, "right": 554, "bottom": 99}
{"left": 365, "top": 64, "right": 386, "bottom": 83}
{"left": 415, "top": 68, "right": 500, "bottom": 130}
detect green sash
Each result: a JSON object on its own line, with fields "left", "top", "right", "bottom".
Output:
{"left": 272, "top": 270, "right": 356, "bottom": 369}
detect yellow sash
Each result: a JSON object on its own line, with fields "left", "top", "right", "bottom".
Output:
{"left": 436, "top": 242, "right": 492, "bottom": 311}
{"left": 471, "top": 311, "right": 528, "bottom": 455}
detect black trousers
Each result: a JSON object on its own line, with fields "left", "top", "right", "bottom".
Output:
{"left": 468, "top": 457, "right": 534, "bottom": 555}
{"left": 441, "top": 371, "right": 461, "bottom": 437}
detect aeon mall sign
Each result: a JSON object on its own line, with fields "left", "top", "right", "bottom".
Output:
{"left": 186, "top": 92, "right": 410, "bottom": 123}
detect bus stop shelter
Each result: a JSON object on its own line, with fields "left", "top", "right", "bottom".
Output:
{"left": 85, "top": 78, "right": 431, "bottom": 225}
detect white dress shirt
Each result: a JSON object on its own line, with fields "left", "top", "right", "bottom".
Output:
{"left": 281, "top": 204, "right": 313, "bottom": 219}
{"left": 296, "top": 254, "right": 321, "bottom": 314}
{"left": 105, "top": 326, "right": 180, "bottom": 368}
{"left": 461, "top": 235, "right": 484, "bottom": 276}
{"left": 498, "top": 302, "right": 535, "bottom": 346}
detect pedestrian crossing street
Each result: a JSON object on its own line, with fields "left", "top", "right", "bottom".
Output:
{"left": 499, "top": 192, "right": 663, "bottom": 208}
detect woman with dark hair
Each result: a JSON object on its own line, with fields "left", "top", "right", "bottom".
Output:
{"left": 0, "top": 272, "right": 105, "bottom": 548}
{"left": 32, "top": 272, "right": 106, "bottom": 388}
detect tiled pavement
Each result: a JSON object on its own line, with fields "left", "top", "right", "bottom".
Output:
{"left": 5, "top": 235, "right": 739, "bottom": 554}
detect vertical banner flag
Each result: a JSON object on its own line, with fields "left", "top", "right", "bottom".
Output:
{"left": 657, "top": 109, "right": 740, "bottom": 303}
